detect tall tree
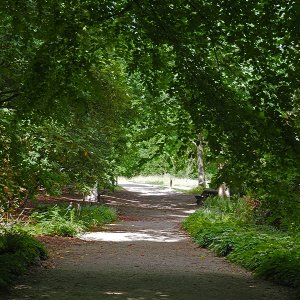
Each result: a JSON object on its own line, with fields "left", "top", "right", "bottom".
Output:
{"left": 0, "top": 0, "right": 131, "bottom": 207}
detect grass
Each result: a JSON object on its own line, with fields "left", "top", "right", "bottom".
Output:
{"left": 78, "top": 204, "right": 118, "bottom": 228}
{"left": 182, "top": 196, "right": 300, "bottom": 291}
{"left": 114, "top": 185, "right": 125, "bottom": 192}
{"left": 184, "top": 186, "right": 205, "bottom": 195}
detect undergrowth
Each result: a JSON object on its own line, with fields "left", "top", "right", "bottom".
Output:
{"left": 22, "top": 203, "right": 118, "bottom": 236}
{"left": 185, "top": 186, "right": 205, "bottom": 195}
{"left": 183, "top": 196, "right": 300, "bottom": 291}
{"left": 0, "top": 203, "right": 117, "bottom": 290}
{"left": 0, "top": 230, "right": 47, "bottom": 290}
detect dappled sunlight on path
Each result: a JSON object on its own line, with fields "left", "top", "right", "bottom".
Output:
{"left": 118, "top": 180, "right": 176, "bottom": 196}
{"left": 80, "top": 230, "right": 187, "bottom": 243}
{"left": 80, "top": 180, "right": 195, "bottom": 243}
{"left": 100, "top": 180, "right": 197, "bottom": 212}
{"left": 5, "top": 180, "right": 298, "bottom": 300}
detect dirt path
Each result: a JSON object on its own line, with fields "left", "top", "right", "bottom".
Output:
{"left": 5, "top": 181, "right": 298, "bottom": 299}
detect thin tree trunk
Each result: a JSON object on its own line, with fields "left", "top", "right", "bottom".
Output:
{"left": 196, "top": 133, "right": 206, "bottom": 187}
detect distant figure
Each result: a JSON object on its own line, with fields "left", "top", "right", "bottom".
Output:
{"left": 170, "top": 178, "right": 173, "bottom": 188}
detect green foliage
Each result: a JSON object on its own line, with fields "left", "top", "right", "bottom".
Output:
{"left": 185, "top": 186, "right": 205, "bottom": 195}
{"left": 0, "top": 1, "right": 131, "bottom": 212}
{"left": 118, "top": 83, "right": 199, "bottom": 179}
{"left": 204, "top": 196, "right": 255, "bottom": 224}
{"left": 183, "top": 207, "right": 300, "bottom": 289}
{"left": 28, "top": 206, "right": 85, "bottom": 237}
{"left": 26, "top": 204, "right": 117, "bottom": 237}
{"left": 0, "top": 230, "right": 47, "bottom": 289}
{"left": 117, "top": 0, "right": 300, "bottom": 226}
{"left": 0, "top": 0, "right": 299, "bottom": 226}
{"left": 77, "top": 205, "right": 117, "bottom": 228}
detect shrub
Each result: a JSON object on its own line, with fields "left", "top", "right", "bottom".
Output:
{"left": 183, "top": 208, "right": 300, "bottom": 290}
{"left": 0, "top": 230, "right": 47, "bottom": 290}
{"left": 28, "top": 204, "right": 85, "bottom": 236}
{"left": 79, "top": 205, "right": 117, "bottom": 227}
{"left": 25, "top": 203, "right": 117, "bottom": 237}
{"left": 203, "top": 195, "right": 255, "bottom": 224}
{"left": 185, "top": 186, "right": 205, "bottom": 195}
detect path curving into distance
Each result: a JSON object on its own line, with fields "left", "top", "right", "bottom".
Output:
{"left": 5, "top": 180, "right": 297, "bottom": 299}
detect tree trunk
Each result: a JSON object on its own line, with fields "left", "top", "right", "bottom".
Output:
{"left": 196, "top": 133, "right": 206, "bottom": 187}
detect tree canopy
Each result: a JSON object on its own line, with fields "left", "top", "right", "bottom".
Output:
{"left": 0, "top": 0, "right": 299, "bottom": 227}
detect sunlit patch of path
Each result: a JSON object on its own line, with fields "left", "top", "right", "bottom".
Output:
{"left": 80, "top": 179, "right": 194, "bottom": 243}
{"left": 118, "top": 179, "right": 178, "bottom": 196}
{"left": 80, "top": 231, "right": 187, "bottom": 243}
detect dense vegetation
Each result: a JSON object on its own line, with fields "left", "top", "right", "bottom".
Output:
{"left": 23, "top": 203, "right": 117, "bottom": 237}
{"left": 0, "top": 0, "right": 299, "bottom": 290}
{"left": 1, "top": 0, "right": 298, "bottom": 227}
{"left": 0, "top": 230, "right": 47, "bottom": 289}
{"left": 183, "top": 197, "right": 300, "bottom": 290}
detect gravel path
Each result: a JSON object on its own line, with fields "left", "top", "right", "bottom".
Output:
{"left": 5, "top": 181, "right": 298, "bottom": 299}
